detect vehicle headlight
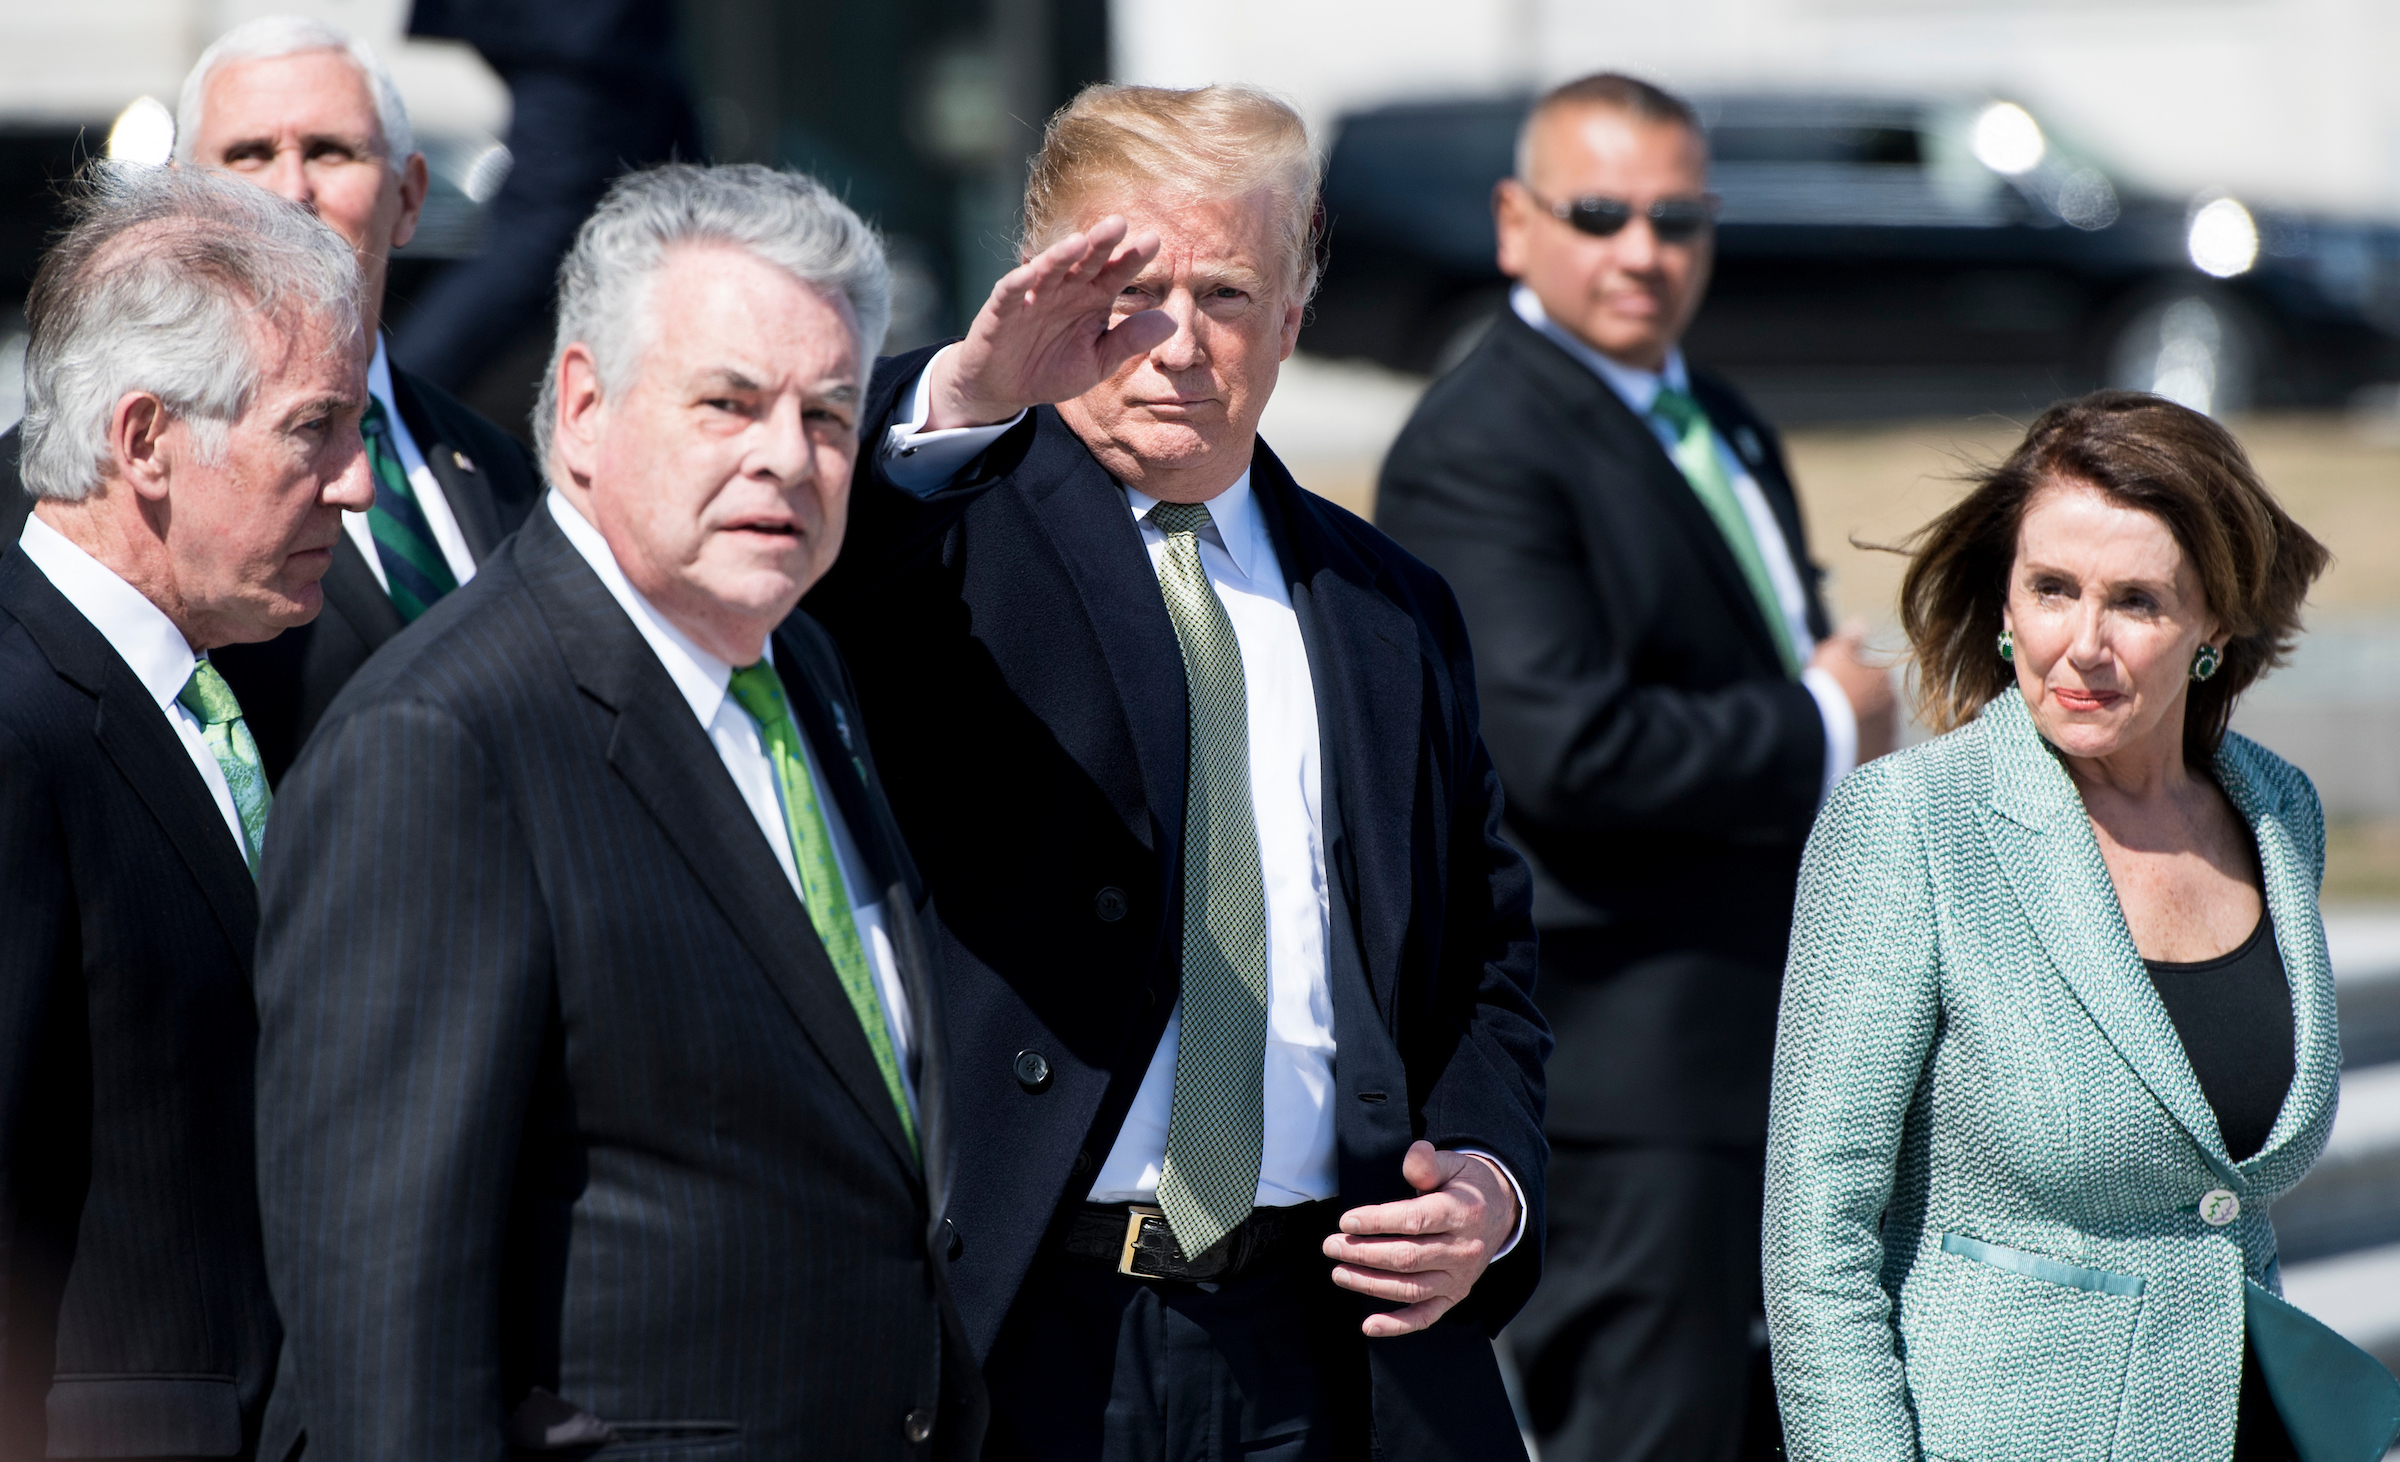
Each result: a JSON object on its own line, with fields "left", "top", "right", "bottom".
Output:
{"left": 2188, "top": 196, "right": 2259, "bottom": 278}
{"left": 105, "top": 96, "right": 175, "bottom": 167}
{"left": 1971, "top": 102, "right": 2046, "bottom": 176}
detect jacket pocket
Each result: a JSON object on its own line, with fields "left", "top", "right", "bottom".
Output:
{"left": 1900, "top": 1233, "right": 2146, "bottom": 1461}
{"left": 46, "top": 1374, "right": 243, "bottom": 1458}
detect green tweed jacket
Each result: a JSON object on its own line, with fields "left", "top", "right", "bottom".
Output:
{"left": 1764, "top": 690, "right": 2341, "bottom": 1462}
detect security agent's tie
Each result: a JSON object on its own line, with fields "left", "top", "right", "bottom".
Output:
{"left": 360, "top": 396, "right": 459, "bottom": 623}
{"left": 1146, "top": 500, "right": 1272, "bottom": 1262}
{"left": 177, "top": 660, "right": 271, "bottom": 875}
{"left": 1649, "top": 387, "right": 1801, "bottom": 676}
{"left": 726, "top": 662, "right": 920, "bottom": 1163}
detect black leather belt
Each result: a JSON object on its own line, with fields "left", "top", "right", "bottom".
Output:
{"left": 1061, "top": 1198, "right": 1344, "bottom": 1283}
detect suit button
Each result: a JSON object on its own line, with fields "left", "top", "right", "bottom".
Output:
{"left": 942, "top": 1217, "right": 964, "bottom": 1260}
{"left": 1013, "top": 1049, "right": 1052, "bottom": 1092}
{"left": 2199, "top": 1188, "right": 2241, "bottom": 1226}
{"left": 904, "top": 1407, "right": 936, "bottom": 1443}
{"left": 1072, "top": 1149, "right": 1093, "bottom": 1176}
{"left": 1094, "top": 886, "right": 1129, "bottom": 922}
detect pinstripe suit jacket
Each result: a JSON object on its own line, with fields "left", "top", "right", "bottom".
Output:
{"left": 0, "top": 550, "right": 280, "bottom": 1460}
{"left": 252, "top": 507, "right": 981, "bottom": 1460}
{"left": 1763, "top": 690, "right": 2340, "bottom": 1462}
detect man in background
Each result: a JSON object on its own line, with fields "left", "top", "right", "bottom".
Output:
{"left": 2, "top": 15, "right": 544, "bottom": 780}
{"left": 1379, "top": 73, "right": 1896, "bottom": 1462}
{"left": 0, "top": 164, "right": 371, "bottom": 1460}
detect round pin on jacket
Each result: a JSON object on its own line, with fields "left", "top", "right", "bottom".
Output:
{"left": 2199, "top": 1188, "right": 2241, "bottom": 1226}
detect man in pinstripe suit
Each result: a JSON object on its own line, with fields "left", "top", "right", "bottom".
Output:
{"left": 252, "top": 165, "right": 983, "bottom": 1458}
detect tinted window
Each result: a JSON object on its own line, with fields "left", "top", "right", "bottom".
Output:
{"left": 1709, "top": 125, "right": 1923, "bottom": 166}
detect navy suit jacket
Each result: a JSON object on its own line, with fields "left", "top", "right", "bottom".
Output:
{"left": 252, "top": 505, "right": 982, "bottom": 1459}
{"left": 804, "top": 345, "right": 1549, "bottom": 1460}
{"left": 0, "top": 550, "right": 281, "bottom": 1460}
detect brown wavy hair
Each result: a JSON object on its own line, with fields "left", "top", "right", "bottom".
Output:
{"left": 1899, "top": 390, "right": 2329, "bottom": 765}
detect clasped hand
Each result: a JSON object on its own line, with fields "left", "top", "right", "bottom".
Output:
{"left": 1323, "top": 1140, "right": 1517, "bottom": 1338}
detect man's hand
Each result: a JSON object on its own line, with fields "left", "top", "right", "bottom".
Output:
{"left": 1810, "top": 621, "right": 1898, "bottom": 763}
{"left": 1323, "top": 1141, "right": 1518, "bottom": 1338}
{"left": 923, "top": 216, "right": 1173, "bottom": 430}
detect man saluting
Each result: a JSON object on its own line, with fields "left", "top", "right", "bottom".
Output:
{"left": 807, "top": 84, "right": 1548, "bottom": 1461}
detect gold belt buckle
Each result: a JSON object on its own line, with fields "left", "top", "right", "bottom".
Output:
{"left": 1118, "top": 1204, "right": 1166, "bottom": 1277}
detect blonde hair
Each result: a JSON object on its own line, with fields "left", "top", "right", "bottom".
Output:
{"left": 1021, "top": 83, "right": 1322, "bottom": 303}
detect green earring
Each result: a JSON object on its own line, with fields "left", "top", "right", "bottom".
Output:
{"left": 1997, "top": 629, "right": 2015, "bottom": 662}
{"left": 2192, "top": 643, "right": 2222, "bottom": 682}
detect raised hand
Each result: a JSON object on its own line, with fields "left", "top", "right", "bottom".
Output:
{"left": 923, "top": 216, "right": 1173, "bottom": 430}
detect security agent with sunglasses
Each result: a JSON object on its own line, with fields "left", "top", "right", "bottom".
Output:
{"left": 1380, "top": 72, "right": 1897, "bottom": 1462}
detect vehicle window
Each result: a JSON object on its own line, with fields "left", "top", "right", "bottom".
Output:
{"left": 1709, "top": 125, "right": 1923, "bottom": 166}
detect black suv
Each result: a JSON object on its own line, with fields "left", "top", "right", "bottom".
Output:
{"left": 1304, "top": 93, "right": 2400, "bottom": 419}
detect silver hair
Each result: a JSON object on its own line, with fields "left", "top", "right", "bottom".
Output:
{"left": 175, "top": 14, "right": 415, "bottom": 164}
{"left": 534, "top": 164, "right": 891, "bottom": 467}
{"left": 18, "top": 163, "right": 363, "bottom": 502}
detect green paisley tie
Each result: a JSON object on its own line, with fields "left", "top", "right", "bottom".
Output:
{"left": 726, "top": 661, "right": 919, "bottom": 1162}
{"left": 1146, "top": 500, "right": 1271, "bottom": 1261}
{"left": 177, "top": 660, "right": 271, "bottom": 874}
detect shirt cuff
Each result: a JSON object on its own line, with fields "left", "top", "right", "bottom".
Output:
{"left": 878, "top": 342, "right": 1028, "bottom": 495}
{"left": 1451, "top": 1148, "right": 1529, "bottom": 1259}
{"left": 1801, "top": 664, "right": 1859, "bottom": 806}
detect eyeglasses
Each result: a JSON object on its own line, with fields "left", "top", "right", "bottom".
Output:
{"left": 1524, "top": 188, "right": 1721, "bottom": 243}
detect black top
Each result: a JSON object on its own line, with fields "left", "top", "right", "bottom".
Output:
{"left": 2143, "top": 908, "right": 2296, "bottom": 1163}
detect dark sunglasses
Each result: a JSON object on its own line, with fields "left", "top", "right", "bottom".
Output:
{"left": 1528, "top": 189, "right": 1721, "bottom": 243}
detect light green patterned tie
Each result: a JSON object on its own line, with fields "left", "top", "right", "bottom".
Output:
{"left": 1650, "top": 387, "right": 1801, "bottom": 676}
{"left": 1146, "top": 500, "right": 1270, "bottom": 1261}
{"left": 726, "top": 662, "right": 920, "bottom": 1163}
{"left": 177, "top": 660, "right": 271, "bottom": 874}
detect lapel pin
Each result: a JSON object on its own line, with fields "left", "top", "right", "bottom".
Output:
{"left": 452, "top": 450, "right": 478, "bottom": 473}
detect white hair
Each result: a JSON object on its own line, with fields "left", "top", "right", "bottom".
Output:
{"left": 534, "top": 163, "right": 891, "bottom": 467}
{"left": 18, "top": 164, "right": 363, "bottom": 502}
{"left": 174, "top": 15, "right": 415, "bottom": 164}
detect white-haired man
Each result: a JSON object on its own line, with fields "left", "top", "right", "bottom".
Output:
{"left": 252, "top": 164, "right": 983, "bottom": 1460}
{"left": 0, "top": 164, "right": 371, "bottom": 1460}
{"left": 805, "top": 84, "right": 1547, "bottom": 1461}
{"left": 2, "top": 15, "right": 547, "bottom": 780}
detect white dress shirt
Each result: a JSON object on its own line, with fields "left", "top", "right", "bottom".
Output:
{"left": 546, "top": 491, "right": 919, "bottom": 1113}
{"left": 879, "top": 366, "right": 1527, "bottom": 1252}
{"left": 1510, "top": 285, "right": 1858, "bottom": 802}
{"left": 344, "top": 337, "right": 480, "bottom": 594}
{"left": 16, "top": 514, "right": 248, "bottom": 860}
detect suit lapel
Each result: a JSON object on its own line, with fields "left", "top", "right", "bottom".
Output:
{"left": 1252, "top": 444, "right": 1417, "bottom": 1020}
{"left": 1500, "top": 318, "right": 1791, "bottom": 672}
{"left": 1690, "top": 372, "right": 1830, "bottom": 641}
{"left": 1979, "top": 692, "right": 2239, "bottom": 1181}
{"left": 390, "top": 368, "right": 506, "bottom": 561}
{"left": 0, "top": 557, "right": 258, "bottom": 969}
{"left": 320, "top": 533, "right": 406, "bottom": 653}
{"left": 521, "top": 514, "right": 921, "bottom": 1179}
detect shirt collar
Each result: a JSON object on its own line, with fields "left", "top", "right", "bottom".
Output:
{"left": 1509, "top": 282, "right": 1690, "bottom": 415}
{"left": 1123, "top": 468, "right": 1271, "bottom": 585}
{"left": 545, "top": 488, "right": 768, "bottom": 729}
{"left": 366, "top": 333, "right": 400, "bottom": 424}
{"left": 15, "top": 512, "right": 200, "bottom": 714}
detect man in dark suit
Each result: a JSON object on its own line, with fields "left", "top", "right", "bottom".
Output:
{"left": 0, "top": 15, "right": 544, "bottom": 781}
{"left": 804, "top": 84, "right": 1548, "bottom": 1461}
{"left": 1376, "top": 74, "right": 1898, "bottom": 1462}
{"left": 1, "top": 165, "right": 373, "bottom": 1460}
{"left": 253, "top": 164, "right": 982, "bottom": 1459}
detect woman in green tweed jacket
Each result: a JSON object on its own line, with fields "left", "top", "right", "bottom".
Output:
{"left": 1763, "top": 392, "right": 2358, "bottom": 1462}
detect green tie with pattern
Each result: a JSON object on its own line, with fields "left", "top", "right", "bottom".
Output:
{"left": 360, "top": 396, "right": 459, "bottom": 622}
{"left": 1649, "top": 387, "right": 1801, "bottom": 676}
{"left": 177, "top": 660, "right": 271, "bottom": 874}
{"left": 726, "top": 661, "right": 919, "bottom": 1163}
{"left": 1146, "top": 500, "right": 1271, "bottom": 1261}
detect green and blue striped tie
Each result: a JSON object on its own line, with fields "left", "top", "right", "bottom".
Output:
{"left": 361, "top": 396, "right": 458, "bottom": 622}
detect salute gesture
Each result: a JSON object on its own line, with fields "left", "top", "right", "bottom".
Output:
{"left": 923, "top": 214, "right": 1171, "bottom": 430}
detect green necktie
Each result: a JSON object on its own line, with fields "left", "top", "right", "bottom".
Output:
{"left": 726, "top": 661, "right": 919, "bottom": 1162}
{"left": 1146, "top": 500, "right": 1271, "bottom": 1261}
{"left": 1650, "top": 387, "right": 1802, "bottom": 676}
{"left": 177, "top": 660, "right": 271, "bottom": 874}
{"left": 360, "top": 396, "right": 459, "bottom": 623}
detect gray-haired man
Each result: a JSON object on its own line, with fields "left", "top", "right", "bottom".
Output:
{"left": 253, "top": 163, "right": 982, "bottom": 1459}
{"left": 0, "top": 163, "right": 370, "bottom": 1460}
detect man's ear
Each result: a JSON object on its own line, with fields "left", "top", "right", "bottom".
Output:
{"left": 108, "top": 390, "right": 175, "bottom": 503}
{"left": 549, "top": 342, "right": 608, "bottom": 488}
{"left": 390, "top": 152, "right": 430, "bottom": 251}
{"left": 1494, "top": 178, "right": 1532, "bottom": 279}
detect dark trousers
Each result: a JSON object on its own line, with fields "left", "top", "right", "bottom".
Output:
{"left": 1506, "top": 1143, "right": 1781, "bottom": 1462}
{"left": 982, "top": 1239, "right": 1371, "bottom": 1462}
